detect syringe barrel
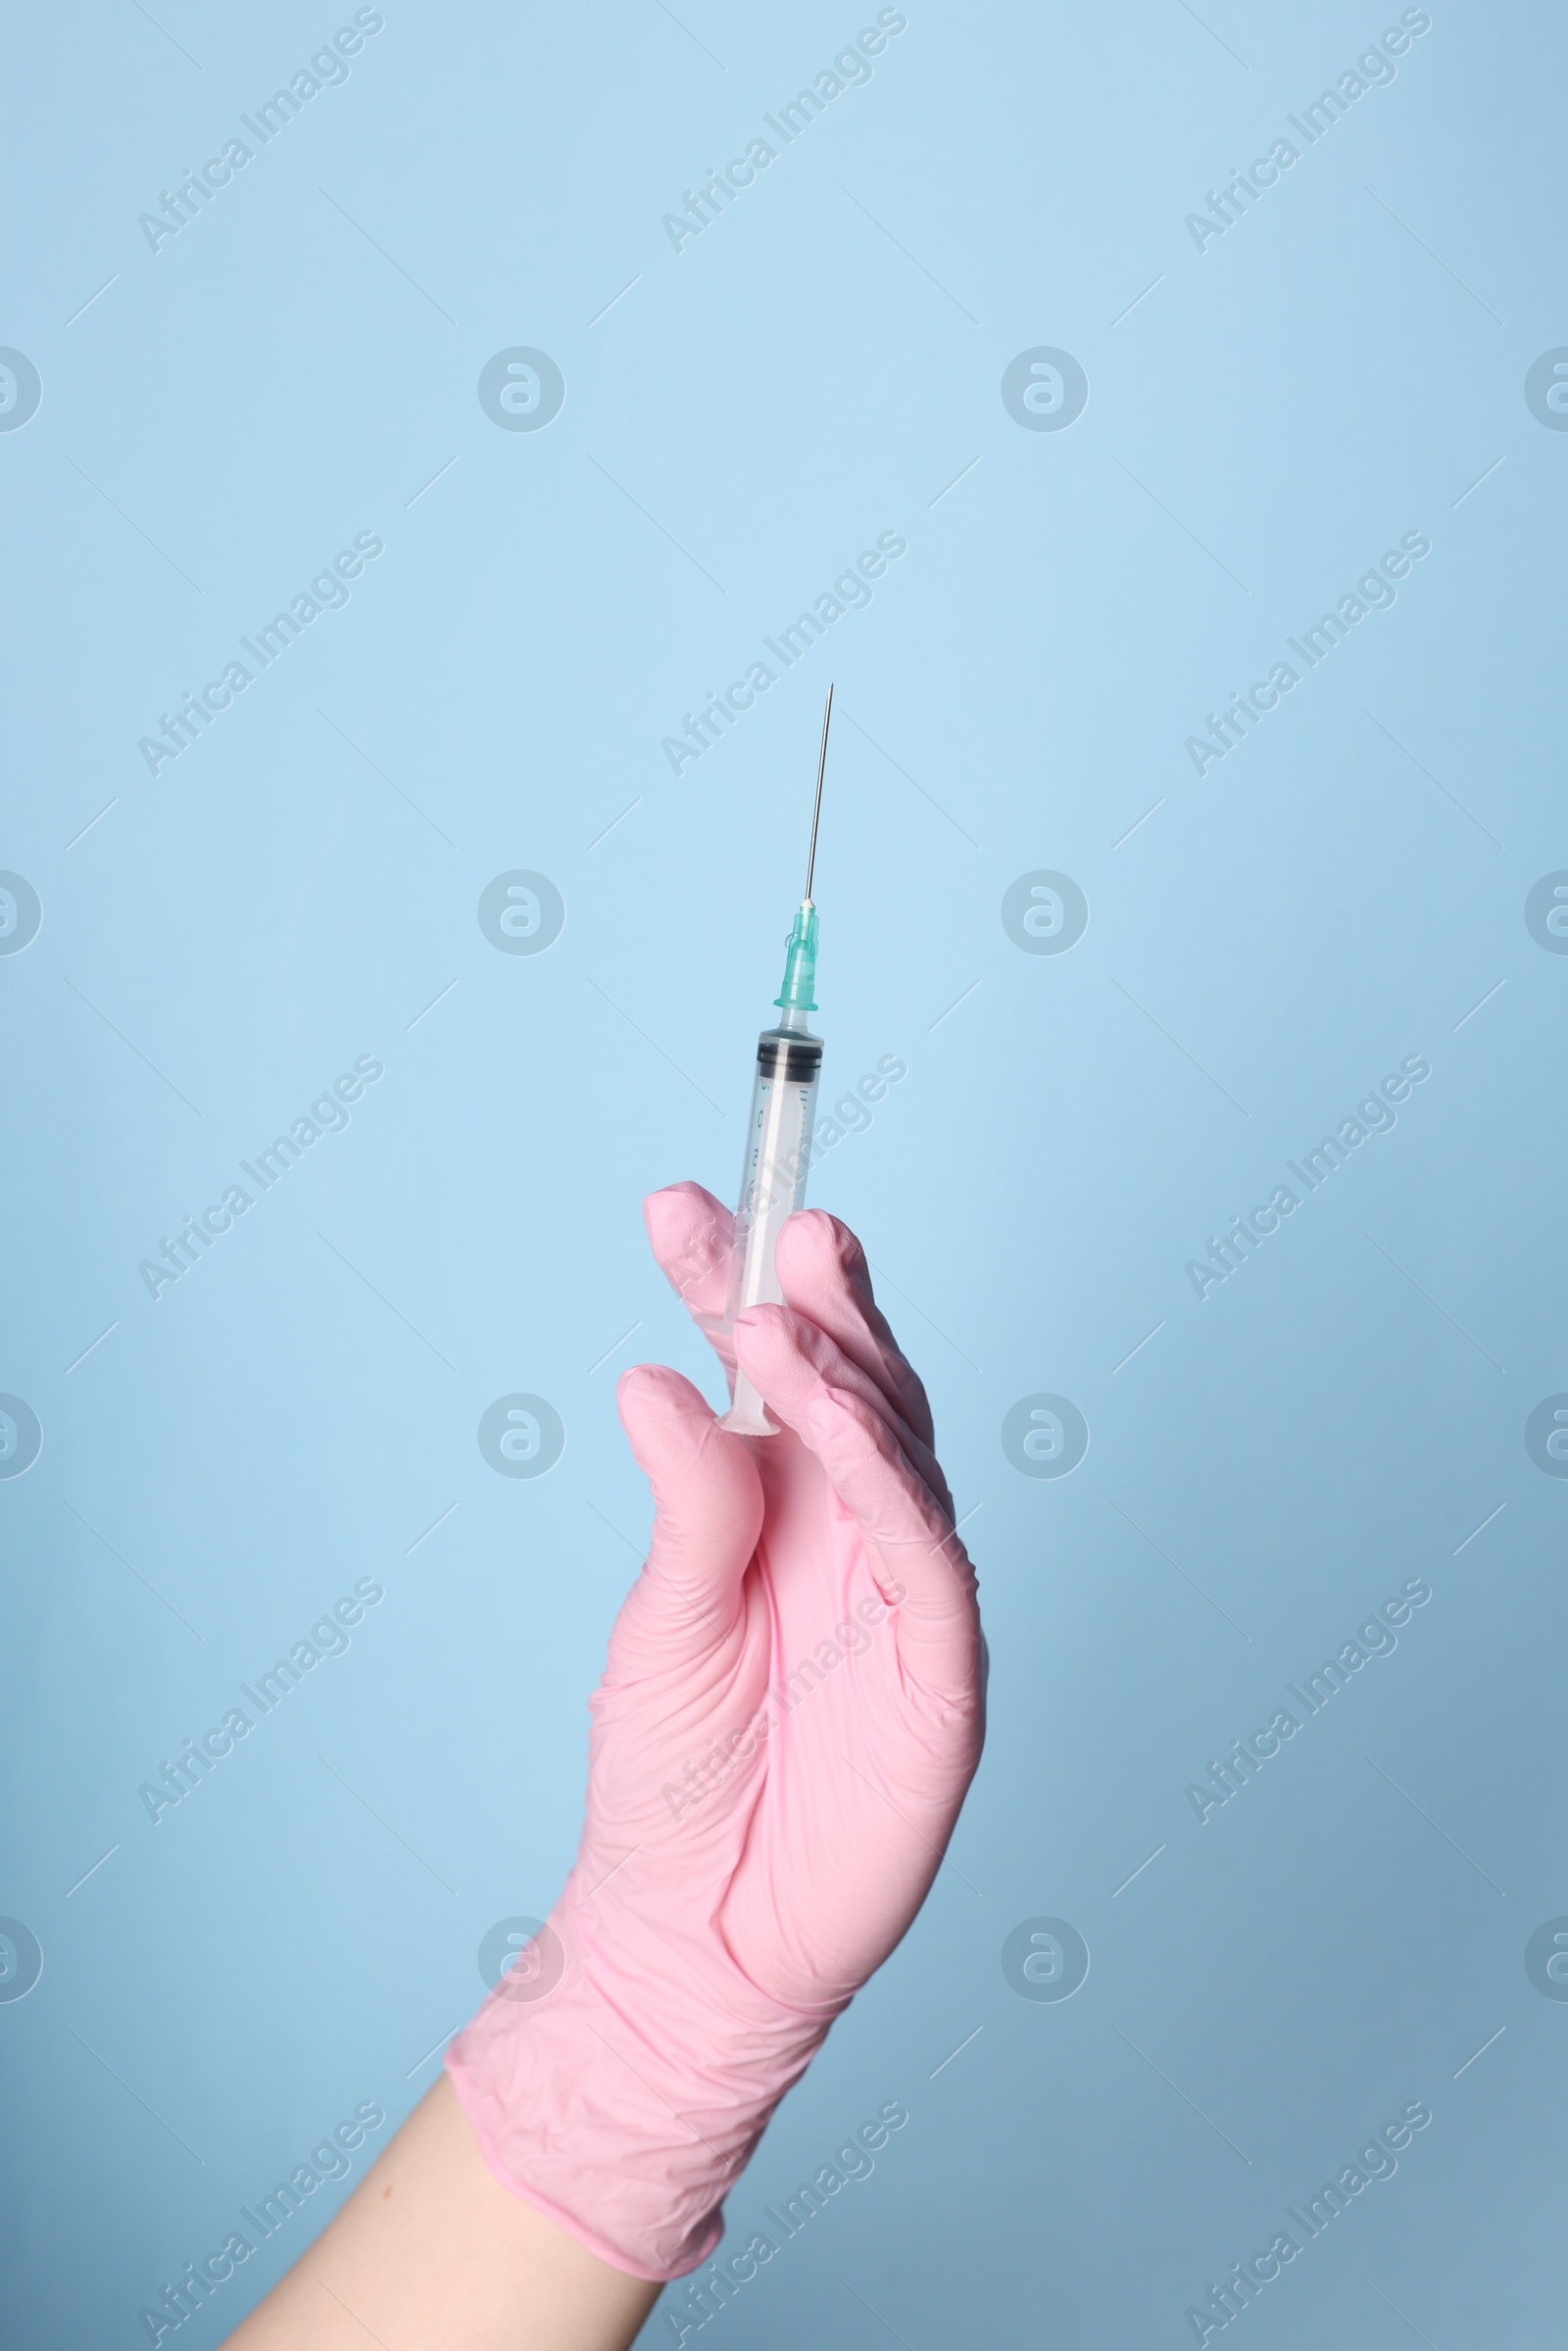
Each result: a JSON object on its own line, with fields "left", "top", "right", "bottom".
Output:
{"left": 719, "top": 1026, "right": 823, "bottom": 1434}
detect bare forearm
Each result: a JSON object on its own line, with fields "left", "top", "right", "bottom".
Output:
{"left": 223, "top": 2077, "right": 659, "bottom": 2351}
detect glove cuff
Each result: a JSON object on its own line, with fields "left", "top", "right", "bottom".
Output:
{"left": 446, "top": 1877, "right": 841, "bottom": 2278}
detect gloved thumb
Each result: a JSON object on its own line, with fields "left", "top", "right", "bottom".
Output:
{"left": 614, "top": 1364, "right": 762, "bottom": 1651}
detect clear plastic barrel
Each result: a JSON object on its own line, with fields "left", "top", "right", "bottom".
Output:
{"left": 717, "top": 1025, "right": 823, "bottom": 1435}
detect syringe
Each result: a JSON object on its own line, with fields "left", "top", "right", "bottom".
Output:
{"left": 714, "top": 685, "right": 834, "bottom": 1437}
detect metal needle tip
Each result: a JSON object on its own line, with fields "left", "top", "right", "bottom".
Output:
{"left": 805, "top": 683, "right": 833, "bottom": 905}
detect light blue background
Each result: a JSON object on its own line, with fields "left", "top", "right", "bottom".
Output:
{"left": 3, "top": 1, "right": 1565, "bottom": 2342}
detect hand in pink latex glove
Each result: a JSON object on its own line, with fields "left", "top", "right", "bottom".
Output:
{"left": 447, "top": 1185, "right": 983, "bottom": 2280}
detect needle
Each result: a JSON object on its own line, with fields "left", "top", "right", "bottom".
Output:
{"left": 804, "top": 683, "right": 833, "bottom": 906}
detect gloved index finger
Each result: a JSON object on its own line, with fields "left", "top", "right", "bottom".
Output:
{"left": 643, "top": 1181, "right": 736, "bottom": 1339}
{"left": 734, "top": 1306, "right": 980, "bottom": 1698}
{"left": 739, "top": 1299, "right": 950, "bottom": 1519}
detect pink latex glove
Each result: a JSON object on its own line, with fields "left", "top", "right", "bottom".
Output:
{"left": 446, "top": 1185, "right": 984, "bottom": 2279}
